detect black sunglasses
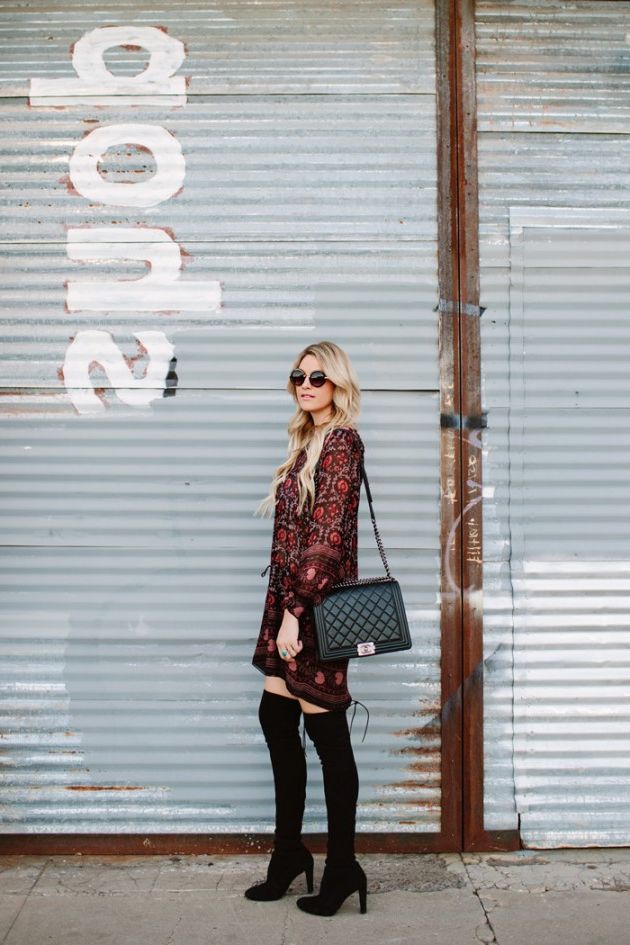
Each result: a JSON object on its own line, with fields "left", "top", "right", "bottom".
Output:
{"left": 289, "top": 369, "right": 329, "bottom": 388}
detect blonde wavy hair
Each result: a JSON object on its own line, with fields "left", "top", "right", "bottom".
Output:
{"left": 255, "top": 341, "right": 361, "bottom": 518}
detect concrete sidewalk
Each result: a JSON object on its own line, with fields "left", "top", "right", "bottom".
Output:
{"left": 1, "top": 848, "right": 629, "bottom": 945}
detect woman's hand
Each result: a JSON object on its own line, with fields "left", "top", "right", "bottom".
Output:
{"left": 277, "top": 610, "right": 304, "bottom": 661}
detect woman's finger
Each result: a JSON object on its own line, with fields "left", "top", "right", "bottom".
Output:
{"left": 277, "top": 639, "right": 302, "bottom": 659}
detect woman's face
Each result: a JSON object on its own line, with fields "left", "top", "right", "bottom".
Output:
{"left": 295, "top": 354, "right": 335, "bottom": 426}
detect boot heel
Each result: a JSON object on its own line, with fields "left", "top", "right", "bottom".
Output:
{"left": 358, "top": 876, "right": 367, "bottom": 914}
{"left": 244, "top": 845, "right": 313, "bottom": 901}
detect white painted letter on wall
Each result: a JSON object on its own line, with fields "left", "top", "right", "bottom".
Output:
{"left": 69, "top": 124, "right": 185, "bottom": 208}
{"left": 29, "top": 26, "right": 186, "bottom": 107}
{"left": 67, "top": 228, "right": 221, "bottom": 313}
{"left": 63, "top": 329, "right": 176, "bottom": 414}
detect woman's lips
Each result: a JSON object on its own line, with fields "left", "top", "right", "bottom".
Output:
{"left": 301, "top": 394, "right": 314, "bottom": 399}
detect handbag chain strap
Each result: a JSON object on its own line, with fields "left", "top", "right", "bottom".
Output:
{"left": 328, "top": 457, "right": 392, "bottom": 588}
{"left": 354, "top": 455, "right": 392, "bottom": 579}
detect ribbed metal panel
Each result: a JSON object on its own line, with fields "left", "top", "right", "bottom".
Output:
{"left": 0, "top": 0, "right": 442, "bottom": 835}
{"left": 1, "top": 97, "right": 436, "bottom": 242}
{"left": 0, "top": 241, "right": 438, "bottom": 390}
{"left": 0, "top": 394, "right": 440, "bottom": 832}
{"left": 0, "top": 0, "right": 436, "bottom": 95}
{"left": 476, "top": 0, "right": 630, "bottom": 134}
{"left": 477, "top": 0, "right": 630, "bottom": 846}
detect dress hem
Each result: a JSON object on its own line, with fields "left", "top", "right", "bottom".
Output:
{"left": 252, "top": 660, "right": 352, "bottom": 711}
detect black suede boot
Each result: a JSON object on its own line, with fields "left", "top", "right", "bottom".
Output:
{"left": 296, "top": 708, "right": 367, "bottom": 915}
{"left": 244, "top": 690, "right": 314, "bottom": 901}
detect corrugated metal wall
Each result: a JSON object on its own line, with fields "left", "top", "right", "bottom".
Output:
{"left": 477, "top": 0, "right": 630, "bottom": 846}
{"left": 0, "top": 2, "right": 442, "bottom": 834}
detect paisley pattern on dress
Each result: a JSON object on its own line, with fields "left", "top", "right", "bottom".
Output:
{"left": 252, "top": 426, "right": 364, "bottom": 710}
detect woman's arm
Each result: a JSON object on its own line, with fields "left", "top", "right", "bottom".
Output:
{"left": 280, "top": 428, "right": 363, "bottom": 619}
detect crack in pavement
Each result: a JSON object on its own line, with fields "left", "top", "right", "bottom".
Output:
{"left": 460, "top": 854, "right": 499, "bottom": 945}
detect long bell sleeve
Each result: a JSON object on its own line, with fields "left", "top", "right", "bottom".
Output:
{"left": 280, "top": 428, "right": 363, "bottom": 619}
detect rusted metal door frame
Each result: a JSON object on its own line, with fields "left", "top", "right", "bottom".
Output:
{"left": 436, "top": 0, "right": 520, "bottom": 852}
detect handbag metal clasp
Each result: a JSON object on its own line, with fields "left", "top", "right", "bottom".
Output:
{"left": 357, "top": 641, "right": 376, "bottom": 656}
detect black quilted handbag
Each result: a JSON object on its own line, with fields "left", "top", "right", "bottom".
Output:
{"left": 312, "top": 455, "right": 412, "bottom": 661}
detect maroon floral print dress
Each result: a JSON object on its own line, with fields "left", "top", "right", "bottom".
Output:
{"left": 252, "top": 426, "right": 364, "bottom": 710}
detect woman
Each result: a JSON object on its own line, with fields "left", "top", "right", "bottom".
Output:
{"left": 246, "top": 340, "right": 368, "bottom": 916}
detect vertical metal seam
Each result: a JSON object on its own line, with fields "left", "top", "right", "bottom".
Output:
{"left": 436, "top": 0, "right": 464, "bottom": 851}
{"left": 451, "top": 0, "right": 466, "bottom": 853}
{"left": 457, "top": 0, "right": 520, "bottom": 852}
{"left": 457, "top": 0, "right": 484, "bottom": 852}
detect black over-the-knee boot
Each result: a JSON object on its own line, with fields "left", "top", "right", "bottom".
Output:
{"left": 244, "top": 690, "right": 313, "bottom": 901}
{"left": 296, "top": 708, "right": 367, "bottom": 915}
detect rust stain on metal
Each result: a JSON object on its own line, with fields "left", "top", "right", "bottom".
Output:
{"left": 0, "top": 388, "right": 69, "bottom": 416}
{"left": 26, "top": 102, "right": 67, "bottom": 112}
{"left": 161, "top": 224, "right": 179, "bottom": 243}
{"left": 0, "top": 832, "right": 445, "bottom": 856}
{"left": 397, "top": 745, "right": 441, "bottom": 756}
{"left": 120, "top": 340, "right": 150, "bottom": 374}
{"left": 59, "top": 175, "right": 80, "bottom": 197}
{"left": 410, "top": 704, "right": 441, "bottom": 718}
{"left": 404, "top": 761, "right": 441, "bottom": 774}
{"left": 392, "top": 725, "right": 441, "bottom": 740}
{"left": 365, "top": 794, "right": 439, "bottom": 809}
